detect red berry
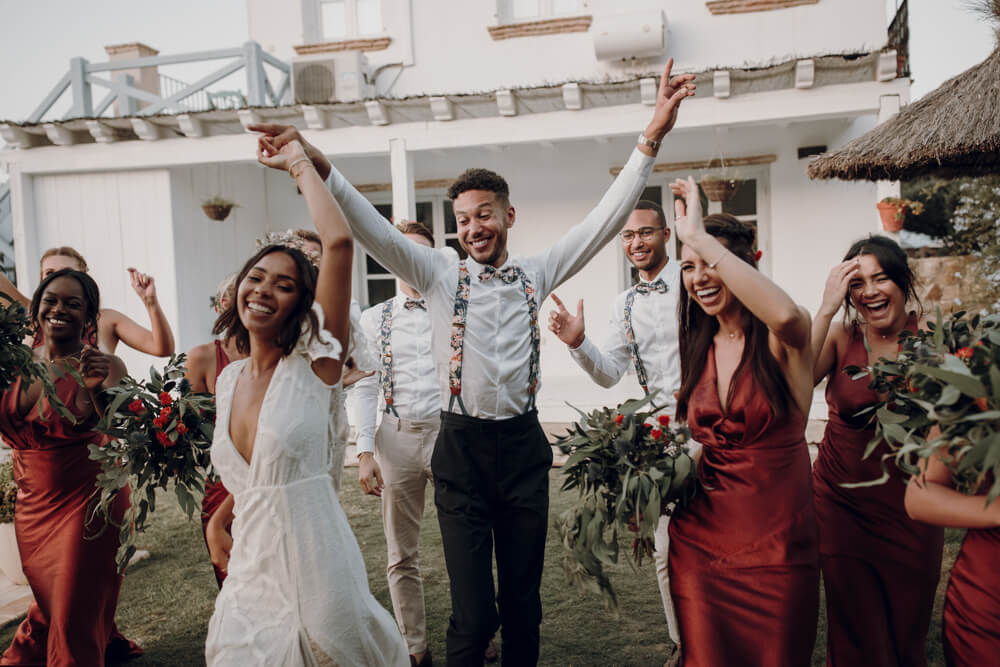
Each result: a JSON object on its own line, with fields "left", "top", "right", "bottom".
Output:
{"left": 614, "top": 414, "right": 624, "bottom": 425}
{"left": 159, "top": 392, "right": 173, "bottom": 406}
{"left": 176, "top": 423, "right": 188, "bottom": 435}
{"left": 657, "top": 415, "right": 671, "bottom": 427}
{"left": 650, "top": 428, "right": 663, "bottom": 440}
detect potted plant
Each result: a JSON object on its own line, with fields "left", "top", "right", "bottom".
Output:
{"left": 201, "top": 197, "right": 238, "bottom": 222}
{"left": 699, "top": 175, "right": 737, "bottom": 202}
{"left": 0, "top": 459, "right": 26, "bottom": 585}
{"left": 877, "top": 196, "right": 925, "bottom": 233}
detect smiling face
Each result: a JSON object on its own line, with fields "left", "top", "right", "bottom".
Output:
{"left": 236, "top": 251, "right": 303, "bottom": 340}
{"left": 848, "top": 253, "right": 908, "bottom": 331}
{"left": 623, "top": 209, "right": 669, "bottom": 276}
{"left": 36, "top": 276, "right": 88, "bottom": 343}
{"left": 453, "top": 190, "right": 514, "bottom": 267}
{"left": 680, "top": 242, "right": 739, "bottom": 318}
{"left": 40, "top": 254, "right": 85, "bottom": 279}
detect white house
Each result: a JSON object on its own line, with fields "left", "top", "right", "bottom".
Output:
{"left": 0, "top": 0, "right": 911, "bottom": 423}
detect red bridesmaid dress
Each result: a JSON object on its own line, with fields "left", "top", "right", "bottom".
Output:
{"left": 200, "top": 339, "right": 233, "bottom": 587}
{"left": 669, "top": 346, "right": 820, "bottom": 667}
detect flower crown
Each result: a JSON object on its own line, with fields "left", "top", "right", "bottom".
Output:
{"left": 255, "top": 229, "right": 322, "bottom": 268}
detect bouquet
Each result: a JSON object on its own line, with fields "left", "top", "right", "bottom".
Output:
{"left": 845, "top": 310, "right": 1000, "bottom": 504}
{"left": 556, "top": 395, "right": 697, "bottom": 607}
{"left": 88, "top": 354, "right": 216, "bottom": 572}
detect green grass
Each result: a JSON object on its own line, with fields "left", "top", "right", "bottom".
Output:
{"left": 0, "top": 472, "right": 961, "bottom": 666}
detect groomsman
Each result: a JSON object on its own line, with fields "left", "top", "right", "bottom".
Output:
{"left": 548, "top": 200, "right": 685, "bottom": 667}
{"left": 251, "top": 58, "right": 695, "bottom": 667}
{"left": 352, "top": 222, "right": 440, "bottom": 667}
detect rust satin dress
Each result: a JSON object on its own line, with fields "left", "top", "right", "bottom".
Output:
{"left": 943, "top": 517, "right": 1000, "bottom": 664}
{"left": 669, "top": 347, "right": 820, "bottom": 667}
{"left": 0, "top": 373, "right": 141, "bottom": 666}
{"left": 813, "top": 320, "right": 943, "bottom": 667}
{"left": 200, "top": 339, "right": 232, "bottom": 588}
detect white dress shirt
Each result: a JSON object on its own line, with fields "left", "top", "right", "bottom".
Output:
{"left": 569, "top": 261, "right": 682, "bottom": 414}
{"left": 351, "top": 295, "right": 439, "bottom": 454}
{"left": 327, "top": 148, "right": 655, "bottom": 420}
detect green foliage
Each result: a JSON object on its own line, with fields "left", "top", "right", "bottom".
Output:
{"left": 0, "top": 460, "right": 16, "bottom": 524}
{"left": 845, "top": 310, "right": 1000, "bottom": 504}
{"left": 901, "top": 176, "right": 962, "bottom": 238}
{"left": 555, "top": 395, "right": 697, "bottom": 608}
{"left": 87, "top": 353, "right": 216, "bottom": 573}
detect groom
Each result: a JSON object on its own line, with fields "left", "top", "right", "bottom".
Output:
{"left": 251, "top": 59, "right": 694, "bottom": 666}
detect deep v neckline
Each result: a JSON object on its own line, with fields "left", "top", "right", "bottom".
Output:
{"left": 226, "top": 358, "right": 282, "bottom": 468}
{"left": 708, "top": 345, "right": 731, "bottom": 416}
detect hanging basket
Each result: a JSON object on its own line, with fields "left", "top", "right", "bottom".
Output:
{"left": 700, "top": 177, "right": 737, "bottom": 202}
{"left": 201, "top": 203, "right": 235, "bottom": 222}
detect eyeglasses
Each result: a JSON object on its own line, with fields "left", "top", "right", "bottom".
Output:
{"left": 620, "top": 226, "right": 665, "bottom": 242}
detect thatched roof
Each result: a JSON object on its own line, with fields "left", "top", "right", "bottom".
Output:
{"left": 808, "top": 1, "right": 1000, "bottom": 181}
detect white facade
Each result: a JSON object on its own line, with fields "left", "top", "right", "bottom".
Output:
{"left": 1, "top": 0, "right": 906, "bottom": 421}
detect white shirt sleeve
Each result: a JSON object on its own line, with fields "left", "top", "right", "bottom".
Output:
{"left": 568, "top": 300, "right": 631, "bottom": 388}
{"left": 535, "top": 148, "right": 655, "bottom": 296}
{"left": 325, "top": 164, "right": 442, "bottom": 294}
{"left": 347, "top": 305, "right": 381, "bottom": 455}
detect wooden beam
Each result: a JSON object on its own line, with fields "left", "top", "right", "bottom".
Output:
{"left": 706, "top": 0, "right": 817, "bottom": 15}
{"left": 130, "top": 118, "right": 166, "bottom": 141}
{"left": 177, "top": 114, "right": 206, "bottom": 138}
{"left": 85, "top": 120, "right": 120, "bottom": 144}
{"left": 43, "top": 123, "right": 77, "bottom": 146}
{"left": 355, "top": 178, "right": 454, "bottom": 194}
{"left": 610, "top": 154, "right": 777, "bottom": 176}
{"left": 0, "top": 125, "right": 43, "bottom": 149}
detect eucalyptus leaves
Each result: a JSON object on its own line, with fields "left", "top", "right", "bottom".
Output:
{"left": 556, "top": 395, "right": 697, "bottom": 607}
{"left": 845, "top": 310, "right": 1000, "bottom": 503}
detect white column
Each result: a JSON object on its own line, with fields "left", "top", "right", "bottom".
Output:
{"left": 8, "top": 167, "right": 37, "bottom": 294}
{"left": 389, "top": 138, "right": 416, "bottom": 223}
{"left": 876, "top": 94, "right": 902, "bottom": 237}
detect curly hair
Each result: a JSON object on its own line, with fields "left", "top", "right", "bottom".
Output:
{"left": 30, "top": 268, "right": 101, "bottom": 342}
{"left": 212, "top": 245, "right": 320, "bottom": 357}
{"left": 447, "top": 168, "right": 511, "bottom": 208}
{"left": 676, "top": 213, "right": 793, "bottom": 421}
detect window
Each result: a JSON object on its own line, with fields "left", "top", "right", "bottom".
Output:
{"left": 501, "top": 0, "right": 581, "bottom": 22}
{"left": 319, "top": 0, "right": 383, "bottom": 40}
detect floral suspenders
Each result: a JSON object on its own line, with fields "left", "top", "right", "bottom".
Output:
{"left": 623, "top": 278, "right": 667, "bottom": 396}
{"left": 378, "top": 297, "right": 427, "bottom": 417}
{"left": 448, "top": 261, "right": 541, "bottom": 415}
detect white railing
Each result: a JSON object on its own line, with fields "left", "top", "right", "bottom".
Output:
{"left": 27, "top": 41, "right": 290, "bottom": 123}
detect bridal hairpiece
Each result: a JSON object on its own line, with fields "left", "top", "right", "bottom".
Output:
{"left": 256, "top": 229, "right": 322, "bottom": 268}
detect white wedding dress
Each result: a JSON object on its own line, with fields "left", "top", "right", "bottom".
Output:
{"left": 205, "top": 304, "right": 408, "bottom": 667}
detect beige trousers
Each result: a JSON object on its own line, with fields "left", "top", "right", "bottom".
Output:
{"left": 375, "top": 412, "right": 438, "bottom": 656}
{"left": 655, "top": 514, "right": 681, "bottom": 643}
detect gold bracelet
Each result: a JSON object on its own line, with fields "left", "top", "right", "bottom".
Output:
{"left": 287, "top": 157, "right": 312, "bottom": 179}
{"left": 708, "top": 248, "right": 728, "bottom": 270}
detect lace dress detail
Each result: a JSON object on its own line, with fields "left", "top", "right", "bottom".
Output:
{"left": 205, "top": 304, "right": 408, "bottom": 667}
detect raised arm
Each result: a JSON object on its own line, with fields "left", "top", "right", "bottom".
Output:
{"left": 811, "top": 260, "right": 858, "bottom": 384}
{"left": 248, "top": 124, "right": 440, "bottom": 294}
{"left": 905, "top": 451, "right": 1000, "bottom": 529}
{"left": 0, "top": 273, "right": 29, "bottom": 308}
{"left": 539, "top": 60, "right": 695, "bottom": 293}
{"left": 672, "top": 177, "right": 810, "bottom": 352}
{"left": 258, "top": 138, "right": 352, "bottom": 385}
{"left": 549, "top": 293, "right": 629, "bottom": 388}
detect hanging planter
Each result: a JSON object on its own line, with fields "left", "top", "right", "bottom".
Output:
{"left": 700, "top": 176, "right": 737, "bottom": 202}
{"left": 877, "top": 197, "right": 924, "bottom": 233}
{"left": 201, "top": 197, "right": 238, "bottom": 222}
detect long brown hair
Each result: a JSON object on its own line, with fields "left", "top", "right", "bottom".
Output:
{"left": 676, "top": 213, "right": 792, "bottom": 421}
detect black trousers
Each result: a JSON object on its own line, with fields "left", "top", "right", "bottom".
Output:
{"left": 432, "top": 410, "right": 552, "bottom": 667}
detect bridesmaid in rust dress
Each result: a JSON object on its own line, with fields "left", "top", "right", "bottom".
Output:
{"left": 905, "top": 452, "right": 1000, "bottom": 664}
{"left": 185, "top": 274, "right": 245, "bottom": 587}
{"left": 811, "top": 236, "right": 943, "bottom": 667}
{"left": 0, "top": 269, "right": 141, "bottom": 665}
{"left": 668, "top": 178, "right": 819, "bottom": 667}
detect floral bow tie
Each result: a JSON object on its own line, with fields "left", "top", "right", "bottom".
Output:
{"left": 478, "top": 265, "right": 520, "bottom": 284}
{"left": 633, "top": 279, "right": 668, "bottom": 295}
{"left": 404, "top": 298, "right": 426, "bottom": 311}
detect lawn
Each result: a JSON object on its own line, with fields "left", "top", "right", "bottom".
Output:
{"left": 0, "top": 470, "right": 961, "bottom": 666}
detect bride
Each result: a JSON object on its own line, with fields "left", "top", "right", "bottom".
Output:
{"left": 204, "top": 137, "right": 408, "bottom": 666}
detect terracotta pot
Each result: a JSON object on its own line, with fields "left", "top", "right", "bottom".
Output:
{"left": 201, "top": 204, "right": 234, "bottom": 222}
{"left": 0, "top": 523, "right": 26, "bottom": 586}
{"left": 700, "top": 178, "right": 737, "bottom": 202}
{"left": 877, "top": 201, "right": 906, "bottom": 233}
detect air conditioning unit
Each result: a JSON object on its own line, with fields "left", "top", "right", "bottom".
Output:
{"left": 593, "top": 10, "right": 666, "bottom": 61}
{"left": 292, "top": 51, "right": 372, "bottom": 104}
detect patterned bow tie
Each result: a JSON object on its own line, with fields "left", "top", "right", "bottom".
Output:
{"left": 404, "top": 298, "right": 426, "bottom": 311}
{"left": 478, "top": 265, "right": 520, "bottom": 284}
{"left": 633, "top": 279, "right": 668, "bottom": 295}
